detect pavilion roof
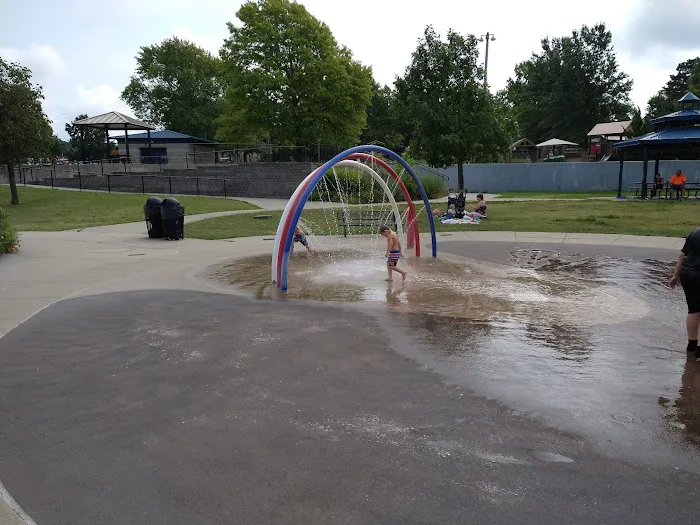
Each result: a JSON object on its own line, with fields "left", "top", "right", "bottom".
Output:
{"left": 614, "top": 127, "right": 700, "bottom": 149}
{"left": 72, "top": 111, "right": 155, "bottom": 131}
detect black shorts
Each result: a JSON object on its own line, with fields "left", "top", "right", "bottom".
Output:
{"left": 680, "top": 271, "right": 700, "bottom": 314}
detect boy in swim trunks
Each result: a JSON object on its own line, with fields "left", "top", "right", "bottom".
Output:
{"left": 379, "top": 224, "right": 407, "bottom": 281}
{"left": 292, "top": 224, "right": 312, "bottom": 255}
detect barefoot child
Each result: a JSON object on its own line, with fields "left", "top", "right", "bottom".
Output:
{"left": 292, "top": 224, "right": 312, "bottom": 255}
{"left": 379, "top": 224, "right": 407, "bottom": 281}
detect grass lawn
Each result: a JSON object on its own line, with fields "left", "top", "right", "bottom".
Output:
{"left": 494, "top": 191, "right": 619, "bottom": 199}
{"left": 0, "top": 186, "right": 258, "bottom": 231}
{"left": 186, "top": 199, "right": 698, "bottom": 240}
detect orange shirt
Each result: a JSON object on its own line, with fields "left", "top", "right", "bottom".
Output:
{"left": 670, "top": 173, "right": 687, "bottom": 185}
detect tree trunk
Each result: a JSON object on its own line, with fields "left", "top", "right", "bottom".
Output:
{"left": 8, "top": 164, "right": 19, "bottom": 205}
{"left": 457, "top": 161, "right": 465, "bottom": 191}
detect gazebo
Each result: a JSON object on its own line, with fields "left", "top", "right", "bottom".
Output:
{"left": 72, "top": 111, "right": 155, "bottom": 161}
{"left": 506, "top": 138, "right": 538, "bottom": 163}
{"left": 613, "top": 92, "right": 700, "bottom": 199}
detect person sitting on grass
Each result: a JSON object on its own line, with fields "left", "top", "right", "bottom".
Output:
{"left": 444, "top": 204, "right": 457, "bottom": 219}
{"left": 465, "top": 193, "right": 487, "bottom": 218}
{"left": 670, "top": 169, "right": 687, "bottom": 200}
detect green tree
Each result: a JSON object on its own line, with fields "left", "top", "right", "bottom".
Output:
{"left": 0, "top": 58, "right": 52, "bottom": 204}
{"left": 121, "top": 37, "right": 223, "bottom": 139}
{"left": 65, "top": 114, "right": 109, "bottom": 161}
{"left": 396, "top": 26, "right": 509, "bottom": 189}
{"left": 507, "top": 23, "right": 632, "bottom": 145}
{"left": 217, "top": 0, "right": 373, "bottom": 147}
{"left": 493, "top": 89, "right": 521, "bottom": 146}
{"left": 646, "top": 57, "right": 700, "bottom": 118}
{"left": 689, "top": 61, "right": 700, "bottom": 96}
{"left": 626, "top": 106, "right": 652, "bottom": 138}
{"left": 360, "top": 82, "right": 406, "bottom": 151}
{"left": 50, "top": 135, "right": 73, "bottom": 159}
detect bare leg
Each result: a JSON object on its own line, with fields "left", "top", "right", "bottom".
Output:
{"left": 397, "top": 266, "right": 407, "bottom": 281}
{"left": 386, "top": 265, "right": 393, "bottom": 281}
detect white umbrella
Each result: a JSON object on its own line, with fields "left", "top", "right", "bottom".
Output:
{"left": 536, "top": 138, "right": 578, "bottom": 147}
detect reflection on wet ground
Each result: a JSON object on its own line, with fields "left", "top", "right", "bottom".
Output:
{"left": 211, "top": 246, "right": 700, "bottom": 470}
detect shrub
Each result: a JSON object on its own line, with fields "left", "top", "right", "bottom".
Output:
{"left": 417, "top": 175, "right": 446, "bottom": 199}
{"left": 0, "top": 208, "right": 19, "bottom": 254}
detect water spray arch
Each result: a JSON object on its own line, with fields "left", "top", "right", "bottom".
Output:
{"left": 272, "top": 145, "right": 438, "bottom": 291}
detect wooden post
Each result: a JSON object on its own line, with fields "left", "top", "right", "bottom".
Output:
{"left": 107, "top": 174, "right": 111, "bottom": 193}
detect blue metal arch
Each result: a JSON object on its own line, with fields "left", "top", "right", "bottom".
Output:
{"left": 280, "top": 145, "right": 438, "bottom": 291}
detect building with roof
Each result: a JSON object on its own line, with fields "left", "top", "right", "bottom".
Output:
{"left": 612, "top": 92, "right": 700, "bottom": 198}
{"left": 587, "top": 120, "right": 631, "bottom": 160}
{"left": 113, "top": 130, "right": 219, "bottom": 166}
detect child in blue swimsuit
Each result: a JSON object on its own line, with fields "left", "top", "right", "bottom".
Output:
{"left": 292, "top": 224, "right": 312, "bottom": 255}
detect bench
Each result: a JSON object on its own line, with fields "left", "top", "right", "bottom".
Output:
{"left": 666, "top": 182, "right": 700, "bottom": 200}
{"left": 631, "top": 182, "right": 664, "bottom": 199}
{"left": 337, "top": 210, "right": 397, "bottom": 237}
{"left": 630, "top": 182, "right": 700, "bottom": 200}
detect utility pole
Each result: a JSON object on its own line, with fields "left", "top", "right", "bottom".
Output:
{"left": 480, "top": 32, "right": 496, "bottom": 89}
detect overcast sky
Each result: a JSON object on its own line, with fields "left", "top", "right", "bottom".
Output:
{"left": 2, "top": 0, "right": 700, "bottom": 138}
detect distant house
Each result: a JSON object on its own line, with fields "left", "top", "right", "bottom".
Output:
{"left": 114, "top": 130, "right": 219, "bottom": 165}
{"left": 587, "top": 121, "right": 631, "bottom": 160}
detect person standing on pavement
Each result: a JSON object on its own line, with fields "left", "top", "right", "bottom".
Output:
{"left": 670, "top": 227, "right": 700, "bottom": 358}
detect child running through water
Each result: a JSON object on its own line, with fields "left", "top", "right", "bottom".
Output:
{"left": 292, "top": 224, "right": 312, "bottom": 255}
{"left": 379, "top": 224, "right": 407, "bottom": 282}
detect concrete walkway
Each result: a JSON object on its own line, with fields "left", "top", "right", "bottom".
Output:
{"left": 0, "top": 221, "right": 685, "bottom": 524}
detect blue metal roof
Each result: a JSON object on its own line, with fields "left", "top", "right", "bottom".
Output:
{"left": 650, "top": 108, "right": 700, "bottom": 126}
{"left": 679, "top": 91, "right": 700, "bottom": 103}
{"left": 614, "top": 127, "right": 700, "bottom": 149}
{"left": 114, "top": 130, "right": 218, "bottom": 143}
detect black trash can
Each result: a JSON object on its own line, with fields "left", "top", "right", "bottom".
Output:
{"left": 161, "top": 197, "right": 185, "bottom": 240}
{"left": 144, "top": 196, "right": 163, "bottom": 239}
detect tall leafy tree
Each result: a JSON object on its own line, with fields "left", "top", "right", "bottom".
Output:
{"left": 0, "top": 58, "right": 52, "bottom": 205}
{"left": 626, "top": 106, "right": 652, "bottom": 138}
{"left": 396, "top": 26, "right": 509, "bottom": 189}
{"left": 507, "top": 23, "right": 632, "bottom": 145}
{"left": 50, "top": 135, "right": 74, "bottom": 159}
{"left": 360, "top": 82, "right": 406, "bottom": 151}
{"left": 65, "top": 114, "right": 109, "bottom": 161}
{"left": 121, "top": 38, "right": 223, "bottom": 139}
{"left": 646, "top": 57, "right": 700, "bottom": 118}
{"left": 217, "top": 0, "right": 373, "bottom": 146}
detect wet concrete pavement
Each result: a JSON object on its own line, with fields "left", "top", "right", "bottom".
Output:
{"left": 0, "top": 290, "right": 699, "bottom": 524}
{"left": 217, "top": 240, "right": 700, "bottom": 474}
{"left": 1, "top": 228, "right": 699, "bottom": 524}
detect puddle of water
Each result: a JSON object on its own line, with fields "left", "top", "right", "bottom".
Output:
{"left": 210, "top": 248, "right": 700, "bottom": 468}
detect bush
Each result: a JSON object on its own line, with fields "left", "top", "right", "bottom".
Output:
{"left": 416, "top": 175, "right": 446, "bottom": 199}
{"left": 0, "top": 208, "right": 19, "bottom": 254}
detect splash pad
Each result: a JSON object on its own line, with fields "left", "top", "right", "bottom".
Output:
{"left": 271, "top": 145, "right": 438, "bottom": 291}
